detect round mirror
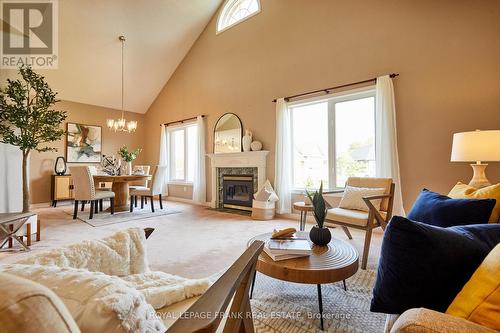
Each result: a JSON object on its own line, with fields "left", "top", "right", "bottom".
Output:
{"left": 214, "top": 113, "right": 242, "bottom": 153}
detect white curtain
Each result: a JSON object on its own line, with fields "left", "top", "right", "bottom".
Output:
{"left": 376, "top": 75, "right": 405, "bottom": 216}
{"left": 158, "top": 124, "right": 169, "bottom": 196}
{"left": 192, "top": 116, "right": 206, "bottom": 204}
{"left": 0, "top": 143, "right": 23, "bottom": 213}
{"left": 274, "top": 98, "right": 293, "bottom": 214}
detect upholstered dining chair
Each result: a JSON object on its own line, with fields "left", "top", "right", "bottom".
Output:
{"left": 129, "top": 165, "right": 167, "bottom": 213}
{"left": 324, "top": 177, "right": 395, "bottom": 270}
{"left": 129, "top": 165, "right": 151, "bottom": 207}
{"left": 70, "top": 166, "right": 115, "bottom": 220}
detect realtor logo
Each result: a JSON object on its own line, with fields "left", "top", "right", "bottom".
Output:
{"left": 1, "top": 0, "right": 58, "bottom": 68}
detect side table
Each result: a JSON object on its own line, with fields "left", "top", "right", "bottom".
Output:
{"left": 0, "top": 212, "right": 36, "bottom": 251}
{"left": 293, "top": 201, "right": 314, "bottom": 231}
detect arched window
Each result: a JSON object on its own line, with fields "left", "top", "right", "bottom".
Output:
{"left": 217, "top": 0, "right": 260, "bottom": 34}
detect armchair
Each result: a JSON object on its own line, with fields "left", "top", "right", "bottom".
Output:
{"left": 324, "top": 177, "right": 395, "bottom": 269}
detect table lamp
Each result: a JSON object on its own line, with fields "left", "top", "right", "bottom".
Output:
{"left": 451, "top": 130, "right": 500, "bottom": 188}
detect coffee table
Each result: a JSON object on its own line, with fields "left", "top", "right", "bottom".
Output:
{"left": 247, "top": 231, "right": 359, "bottom": 330}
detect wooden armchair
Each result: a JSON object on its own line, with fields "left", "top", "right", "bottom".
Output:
{"left": 166, "top": 240, "right": 264, "bottom": 333}
{"left": 324, "top": 177, "right": 395, "bottom": 269}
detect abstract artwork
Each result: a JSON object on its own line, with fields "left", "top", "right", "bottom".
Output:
{"left": 66, "top": 123, "right": 102, "bottom": 163}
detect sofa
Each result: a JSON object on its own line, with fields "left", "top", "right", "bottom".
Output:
{"left": 388, "top": 308, "right": 498, "bottom": 333}
{"left": 0, "top": 228, "right": 264, "bottom": 333}
{"left": 376, "top": 188, "right": 500, "bottom": 333}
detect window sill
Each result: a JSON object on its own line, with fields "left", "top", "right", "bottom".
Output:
{"left": 291, "top": 187, "right": 343, "bottom": 195}
{"left": 167, "top": 181, "right": 193, "bottom": 186}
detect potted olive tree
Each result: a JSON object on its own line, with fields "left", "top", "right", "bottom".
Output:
{"left": 0, "top": 66, "right": 67, "bottom": 212}
{"left": 306, "top": 181, "right": 332, "bottom": 246}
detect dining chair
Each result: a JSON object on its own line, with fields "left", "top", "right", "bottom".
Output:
{"left": 70, "top": 166, "right": 115, "bottom": 220}
{"left": 79, "top": 166, "right": 111, "bottom": 212}
{"left": 129, "top": 166, "right": 167, "bottom": 213}
{"left": 324, "top": 177, "right": 395, "bottom": 270}
{"left": 129, "top": 165, "right": 151, "bottom": 207}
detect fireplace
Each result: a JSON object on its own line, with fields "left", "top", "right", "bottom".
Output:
{"left": 222, "top": 175, "right": 254, "bottom": 211}
{"left": 207, "top": 151, "right": 269, "bottom": 209}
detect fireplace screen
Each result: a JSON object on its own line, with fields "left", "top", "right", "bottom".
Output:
{"left": 222, "top": 175, "right": 254, "bottom": 211}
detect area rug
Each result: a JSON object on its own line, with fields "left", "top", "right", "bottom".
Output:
{"left": 250, "top": 269, "right": 385, "bottom": 333}
{"left": 63, "top": 205, "right": 181, "bottom": 227}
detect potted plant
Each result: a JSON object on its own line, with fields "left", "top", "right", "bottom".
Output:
{"left": 306, "top": 181, "right": 332, "bottom": 246}
{"left": 0, "top": 66, "right": 67, "bottom": 212}
{"left": 118, "top": 145, "right": 142, "bottom": 175}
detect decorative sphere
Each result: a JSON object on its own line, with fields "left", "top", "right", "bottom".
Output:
{"left": 250, "top": 141, "right": 262, "bottom": 151}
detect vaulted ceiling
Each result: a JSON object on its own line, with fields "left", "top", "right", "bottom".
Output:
{"left": 2, "top": 0, "right": 223, "bottom": 113}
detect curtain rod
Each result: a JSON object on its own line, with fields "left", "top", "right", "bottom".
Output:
{"left": 161, "top": 115, "right": 205, "bottom": 127}
{"left": 272, "top": 73, "right": 399, "bottom": 103}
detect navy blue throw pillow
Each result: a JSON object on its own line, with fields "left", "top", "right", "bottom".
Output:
{"left": 407, "top": 189, "right": 495, "bottom": 227}
{"left": 370, "top": 216, "right": 500, "bottom": 314}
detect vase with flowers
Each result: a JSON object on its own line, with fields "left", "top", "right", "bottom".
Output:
{"left": 306, "top": 181, "right": 331, "bottom": 246}
{"left": 118, "top": 145, "right": 142, "bottom": 175}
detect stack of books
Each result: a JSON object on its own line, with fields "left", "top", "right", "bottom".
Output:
{"left": 264, "top": 238, "right": 312, "bottom": 261}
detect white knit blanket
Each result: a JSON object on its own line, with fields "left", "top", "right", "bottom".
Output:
{"left": 2, "top": 228, "right": 210, "bottom": 333}
{"left": 17, "top": 227, "right": 149, "bottom": 275}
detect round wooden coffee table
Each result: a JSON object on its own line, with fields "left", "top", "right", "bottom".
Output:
{"left": 247, "top": 231, "right": 359, "bottom": 330}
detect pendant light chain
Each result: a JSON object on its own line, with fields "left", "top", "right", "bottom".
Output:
{"left": 121, "top": 35, "right": 124, "bottom": 117}
{"left": 106, "top": 35, "right": 137, "bottom": 133}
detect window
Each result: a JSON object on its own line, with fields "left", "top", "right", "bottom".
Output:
{"left": 217, "top": 0, "right": 260, "bottom": 34}
{"left": 168, "top": 124, "right": 198, "bottom": 183}
{"left": 291, "top": 88, "right": 376, "bottom": 190}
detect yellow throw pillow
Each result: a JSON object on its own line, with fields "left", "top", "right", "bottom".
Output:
{"left": 448, "top": 182, "right": 500, "bottom": 223}
{"left": 446, "top": 243, "right": 500, "bottom": 331}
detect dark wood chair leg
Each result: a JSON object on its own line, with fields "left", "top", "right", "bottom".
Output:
{"left": 110, "top": 198, "right": 115, "bottom": 214}
{"left": 150, "top": 196, "right": 155, "bottom": 212}
{"left": 145, "top": 197, "right": 148, "bottom": 204}
{"left": 81, "top": 201, "right": 85, "bottom": 211}
{"left": 89, "top": 201, "right": 94, "bottom": 219}
{"left": 361, "top": 227, "right": 373, "bottom": 270}
{"left": 159, "top": 194, "right": 163, "bottom": 209}
{"left": 73, "top": 200, "right": 79, "bottom": 219}
{"left": 99, "top": 199, "right": 103, "bottom": 212}
{"left": 26, "top": 223, "right": 31, "bottom": 246}
{"left": 141, "top": 196, "right": 144, "bottom": 209}
{"left": 134, "top": 195, "right": 138, "bottom": 207}
{"left": 341, "top": 226, "right": 353, "bottom": 240}
{"left": 8, "top": 225, "right": 13, "bottom": 248}
{"left": 94, "top": 201, "right": 99, "bottom": 214}
{"left": 130, "top": 196, "right": 134, "bottom": 212}
{"left": 36, "top": 219, "right": 41, "bottom": 241}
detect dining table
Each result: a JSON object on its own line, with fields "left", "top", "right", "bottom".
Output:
{"left": 92, "top": 174, "right": 151, "bottom": 212}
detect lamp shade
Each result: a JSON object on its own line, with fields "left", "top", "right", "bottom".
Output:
{"left": 451, "top": 130, "right": 500, "bottom": 162}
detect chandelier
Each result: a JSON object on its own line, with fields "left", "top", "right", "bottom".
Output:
{"left": 107, "top": 35, "right": 137, "bottom": 133}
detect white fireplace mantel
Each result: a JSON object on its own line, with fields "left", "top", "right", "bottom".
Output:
{"left": 206, "top": 151, "right": 270, "bottom": 208}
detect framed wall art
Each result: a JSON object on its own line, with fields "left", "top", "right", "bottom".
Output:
{"left": 66, "top": 123, "right": 102, "bottom": 163}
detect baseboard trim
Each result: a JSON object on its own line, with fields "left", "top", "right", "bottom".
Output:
{"left": 165, "top": 196, "right": 210, "bottom": 207}
{"left": 30, "top": 202, "right": 53, "bottom": 209}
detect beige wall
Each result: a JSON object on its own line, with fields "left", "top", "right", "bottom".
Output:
{"left": 143, "top": 0, "right": 500, "bottom": 209}
{"left": 30, "top": 101, "right": 146, "bottom": 204}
